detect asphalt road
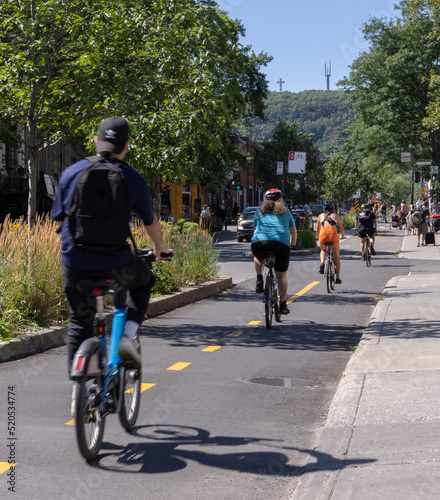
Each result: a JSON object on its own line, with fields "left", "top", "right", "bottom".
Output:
{"left": 0, "top": 223, "right": 409, "bottom": 500}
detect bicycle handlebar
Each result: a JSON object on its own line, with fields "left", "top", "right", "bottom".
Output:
{"left": 136, "top": 248, "right": 174, "bottom": 262}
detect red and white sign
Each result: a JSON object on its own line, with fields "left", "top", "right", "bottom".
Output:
{"left": 288, "top": 151, "right": 306, "bottom": 174}
{"left": 277, "top": 162, "right": 284, "bottom": 175}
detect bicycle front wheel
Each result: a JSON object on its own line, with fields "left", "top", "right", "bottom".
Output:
{"left": 119, "top": 338, "right": 142, "bottom": 430}
{"left": 75, "top": 375, "right": 106, "bottom": 461}
{"left": 264, "top": 274, "right": 273, "bottom": 328}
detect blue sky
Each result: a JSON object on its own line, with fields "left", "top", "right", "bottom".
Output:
{"left": 220, "top": 0, "right": 399, "bottom": 93}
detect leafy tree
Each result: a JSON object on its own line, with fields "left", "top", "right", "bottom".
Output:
{"left": 339, "top": 5, "right": 440, "bottom": 167}
{"left": 0, "top": 0, "right": 271, "bottom": 226}
{"left": 321, "top": 155, "right": 358, "bottom": 205}
{"left": 256, "top": 121, "right": 325, "bottom": 205}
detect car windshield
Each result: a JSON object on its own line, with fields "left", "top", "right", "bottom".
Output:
{"left": 240, "top": 207, "right": 259, "bottom": 220}
{"left": 292, "top": 210, "right": 306, "bottom": 217}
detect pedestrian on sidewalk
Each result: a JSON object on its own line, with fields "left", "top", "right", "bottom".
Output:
{"left": 417, "top": 201, "right": 430, "bottom": 246}
{"left": 430, "top": 197, "right": 439, "bottom": 215}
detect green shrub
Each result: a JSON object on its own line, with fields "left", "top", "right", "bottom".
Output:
{"left": 341, "top": 210, "right": 356, "bottom": 230}
{"left": 296, "top": 227, "right": 317, "bottom": 250}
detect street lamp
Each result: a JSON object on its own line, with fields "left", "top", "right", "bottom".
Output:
{"left": 253, "top": 124, "right": 270, "bottom": 204}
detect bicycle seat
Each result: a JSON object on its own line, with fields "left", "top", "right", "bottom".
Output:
{"left": 265, "top": 254, "right": 276, "bottom": 269}
{"left": 324, "top": 241, "right": 334, "bottom": 247}
{"left": 76, "top": 278, "right": 118, "bottom": 296}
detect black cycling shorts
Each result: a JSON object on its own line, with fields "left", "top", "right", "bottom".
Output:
{"left": 358, "top": 227, "right": 375, "bottom": 238}
{"left": 251, "top": 240, "right": 291, "bottom": 272}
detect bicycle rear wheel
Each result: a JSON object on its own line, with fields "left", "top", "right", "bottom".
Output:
{"left": 273, "top": 277, "right": 281, "bottom": 323}
{"left": 264, "top": 274, "right": 273, "bottom": 328}
{"left": 119, "top": 338, "right": 142, "bottom": 430}
{"left": 325, "top": 256, "right": 332, "bottom": 294}
{"left": 330, "top": 258, "right": 335, "bottom": 290}
{"left": 366, "top": 240, "right": 371, "bottom": 267}
{"left": 75, "top": 375, "right": 106, "bottom": 461}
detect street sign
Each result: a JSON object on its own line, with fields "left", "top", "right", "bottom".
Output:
{"left": 401, "top": 152, "right": 411, "bottom": 162}
{"left": 353, "top": 188, "right": 361, "bottom": 199}
{"left": 431, "top": 165, "right": 439, "bottom": 175}
{"left": 354, "top": 200, "right": 359, "bottom": 212}
{"left": 288, "top": 151, "right": 306, "bottom": 174}
{"left": 421, "top": 187, "right": 426, "bottom": 195}
{"left": 277, "top": 161, "right": 284, "bottom": 175}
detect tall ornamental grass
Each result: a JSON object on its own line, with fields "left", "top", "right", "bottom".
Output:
{"left": 0, "top": 215, "right": 219, "bottom": 341}
{"left": 132, "top": 220, "right": 219, "bottom": 291}
{"left": 0, "top": 215, "right": 68, "bottom": 340}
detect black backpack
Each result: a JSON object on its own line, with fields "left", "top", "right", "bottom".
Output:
{"left": 67, "top": 156, "right": 132, "bottom": 253}
{"left": 358, "top": 210, "right": 371, "bottom": 223}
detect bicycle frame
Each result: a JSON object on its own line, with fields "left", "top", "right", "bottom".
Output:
{"left": 71, "top": 284, "right": 128, "bottom": 415}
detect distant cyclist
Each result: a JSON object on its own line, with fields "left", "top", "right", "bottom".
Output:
{"left": 380, "top": 201, "right": 387, "bottom": 222}
{"left": 251, "top": 189, "right": 297, "bottom": 315}
{"left": 356, "top": 203, "right": 377, "bottom": 259}
{"left": 316, "top": 201, "right": 345, "bottom": 284}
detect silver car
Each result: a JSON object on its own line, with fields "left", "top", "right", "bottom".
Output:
{"left": 237, "top": 206, "right": 259, "bottom": 242}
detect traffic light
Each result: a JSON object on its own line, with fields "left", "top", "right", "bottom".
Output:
{"left": 353, "top": 167, "right": 359, "bottom": 186}
{"left": 234, "top": 171, "right": 241, "bottom": 190}
{"left": 415, "top": 171, "right": 421, "bottom": 182}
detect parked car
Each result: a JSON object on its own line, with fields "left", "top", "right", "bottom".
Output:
{"left": 291, "top": 209, "right": 314, "bottom": 230}
{"left": 339, "top": 208, "right": 347, "bottom": 216}
{"left": 311, "top": 204, "right": 324, "bottom": 216}
{"left": 303, "top": 204, "right": 310, "bottom": 212}
{"left": 237, "top": 206, "right": 259, "bottom": 242}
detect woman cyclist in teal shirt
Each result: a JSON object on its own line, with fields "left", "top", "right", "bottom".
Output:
{"left": 251, "top": 189, "right": 297, "bottom": 314}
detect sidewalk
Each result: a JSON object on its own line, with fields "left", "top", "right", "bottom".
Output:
{"left": 291, "top": 230, "right": 440, "bottom": 499}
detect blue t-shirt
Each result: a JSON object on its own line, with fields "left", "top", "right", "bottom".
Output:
{"left": 251, "top": 209, "right": 295, "bottom": 247}
{"left": 51, "top": 156, "right": 154, "bottom": 270}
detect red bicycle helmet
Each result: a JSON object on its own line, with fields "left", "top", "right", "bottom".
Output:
{"left": 265, "top": 188, "right": 282, "bottom": 201}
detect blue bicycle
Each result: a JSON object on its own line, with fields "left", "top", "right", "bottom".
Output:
{"left": 71, "top": 249, "right": 162, "bottom": 460}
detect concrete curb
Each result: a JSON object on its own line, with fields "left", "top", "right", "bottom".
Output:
{"left": 0, "top": 276, "right": 232, "bottom": 364}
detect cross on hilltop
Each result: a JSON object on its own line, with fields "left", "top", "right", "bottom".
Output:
{"left": 277, "top": 78, "right": 285, "bottom": 92}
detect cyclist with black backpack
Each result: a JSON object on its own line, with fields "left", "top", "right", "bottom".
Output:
{"left": 52, "top": 117, "right": 172, "bottom": 416}
{"left": 356, "top": 203, "right": 377, "bottom": 259}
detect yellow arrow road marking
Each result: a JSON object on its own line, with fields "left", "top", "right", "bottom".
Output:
{"left": 65, "top": 420, "right": 74, "bottom": 425}
{"left": 228, "top": 331, "right": 243, "bottom": 337}
{"left": 247, "top": 320, "right": 261, "bottom": 325}
{"left": 0, "top": 462, "right": 17, "bottom": 474}
{"left": 201, "top": 346, "right": 222, "bottom": 352}
{"left": 167, "top": 362, "right": 191, "bottom": 371}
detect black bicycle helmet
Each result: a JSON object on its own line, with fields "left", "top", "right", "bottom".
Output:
{"left": 323, "top": 200, "right": 334, "bottom": 212}
{"left": 265, "top": 188, "right": 282, "bottom": 201}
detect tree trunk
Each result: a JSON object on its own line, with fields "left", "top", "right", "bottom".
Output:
{"left": 27, "top": 121, "right": 37, "bottom": 230}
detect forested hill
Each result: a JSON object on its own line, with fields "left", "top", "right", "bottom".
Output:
{"left": 245, "top": 90, "right": 356, "bottom": 156}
